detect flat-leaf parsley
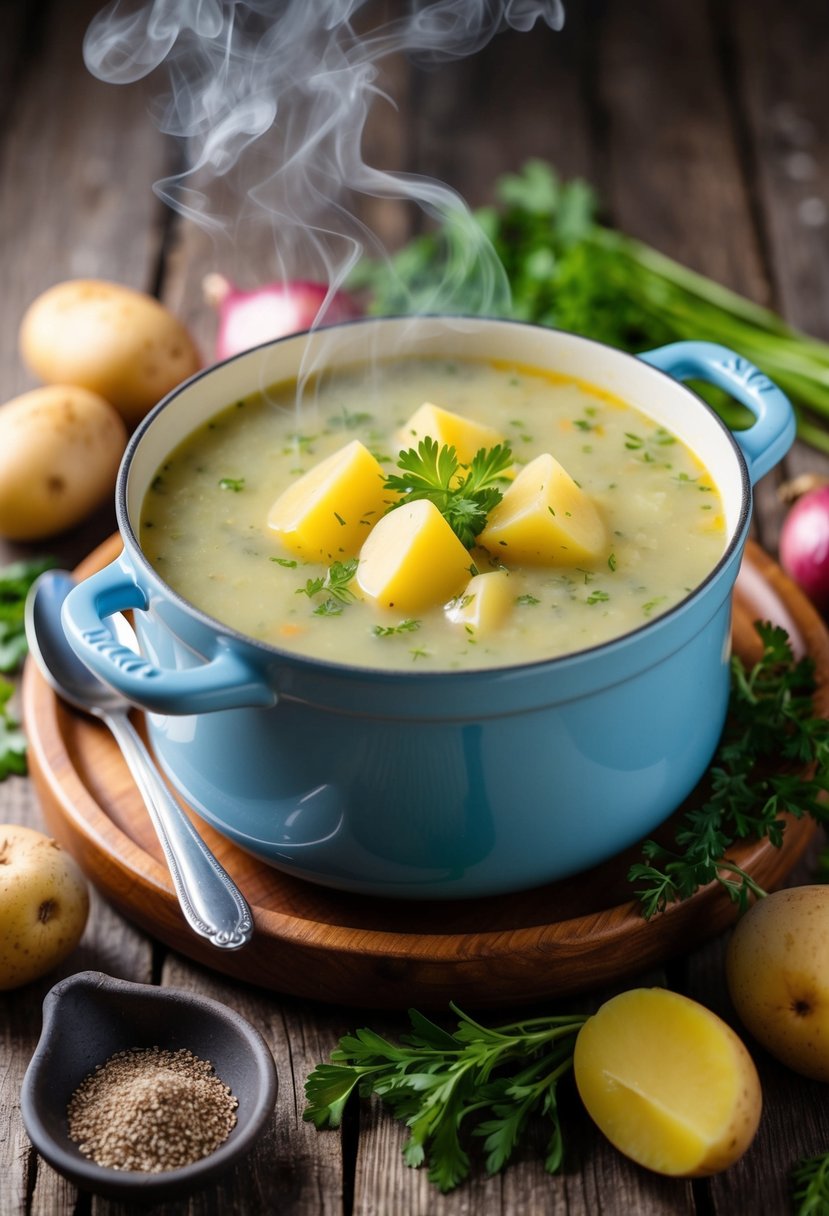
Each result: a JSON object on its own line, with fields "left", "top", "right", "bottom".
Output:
{"left": 384, "top": 437, "right": 513, "bottom": 548}
{"left": 304, "top": 1003, "right": 586, "bottom": 1192}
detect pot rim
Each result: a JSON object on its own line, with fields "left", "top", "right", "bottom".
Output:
{"left": 115, "top": 315, "right": 753, "bottom": 682}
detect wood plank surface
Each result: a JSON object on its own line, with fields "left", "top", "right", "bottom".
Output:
{"left": 2, "top": 2, "right": 829, "bottom": 1214}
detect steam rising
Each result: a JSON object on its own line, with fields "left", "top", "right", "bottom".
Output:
{"left": 84, "top": 1, "right": 564, "bottom": 319}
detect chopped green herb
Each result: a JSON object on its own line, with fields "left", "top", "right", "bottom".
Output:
{"left": 642, "top": 596, "right": 667, "bottom": 618}
{"left": 607, "top": 553, "right": 617, "bottom": 572}
{"left": 372, "top": 619, "right": 421, "bottom": 637}
{"left": 516, "top": 594, "right": 541, "bottom": 606}
{"left": 219, "top": 476, "right": 245, "bottom": 492}
{"left": 586, "top": 589, "right": 609, "bottom": 605}
{"left": 271, "top": 557, "right": 298, "bottom": 568}
{"left": 297, "top": 559, "right": 359, "bottom": 609}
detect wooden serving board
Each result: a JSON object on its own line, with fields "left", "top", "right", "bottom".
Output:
{"left": 22, "top": 537, "right": 826, "bottom": 1010}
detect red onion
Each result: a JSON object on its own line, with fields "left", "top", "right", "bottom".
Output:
{"left": 779, "top": 484, "right": 829, "bottom": 612}
{"left": 203, "top": 274, "right": 361, "bottom": 362}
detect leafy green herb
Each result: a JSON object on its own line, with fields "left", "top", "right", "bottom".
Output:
{"left": 384, "top": 438, "right": 513, "bottom": 548}
{"left": 304, "top": 1003, "right": 586, "bottom": 1192}
{"left": 297, "top": 558, "right": 359, "bottom": 617}
{"left": 515, "top": 594, "right": 540, "bottom": 606}
{"left": 351, "top": 158, "right": 829, "bottom": 451}
{"left": 373, "top": 619, "right": 421, "bottom": 637}
{"left": 218, "top": 476, "right": 245, "bottom": 492}
{"left": 792, "top": 1152, "right": 829, "bottom": 1216}
{"left": 0, "top": 559, "right": 55, "bottom": 779}
{"left": 586, "top": 589, "right": 609, "bottom": 605}
{"left": 0, "top": 678, "right": 26, "bottom": 779}
{"left": 271, "top": 557, "right": 298, "bottom": 568}
{"left": 629, "top": 623, "right": 829, "bottom": 919}
{"left": 0, "top": 558, "right": 55, "bottom": 672}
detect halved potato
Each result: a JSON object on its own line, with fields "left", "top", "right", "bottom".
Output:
{"left": 574, "top": 988, "right": 762, "bottom": 1177}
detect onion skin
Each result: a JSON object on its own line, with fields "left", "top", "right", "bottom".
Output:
{"left": 204, "top": 274, "right": 361, "bottom": 361}
{"left": 779, "top": 485, "right": 829, "bottom": 612}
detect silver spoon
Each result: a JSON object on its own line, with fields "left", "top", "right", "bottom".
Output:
{"left": 25, "top": 570, "right": 254, "bottom": 951}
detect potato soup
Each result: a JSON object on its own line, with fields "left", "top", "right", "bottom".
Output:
{"left": 139, "top": 357, "right": 726, "bottom": 671}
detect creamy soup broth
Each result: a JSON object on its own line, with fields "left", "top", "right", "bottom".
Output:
{"left": 140, "top": 357, "right": 726, "bottom": 670}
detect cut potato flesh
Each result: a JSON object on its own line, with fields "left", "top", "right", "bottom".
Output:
{"left": 268, "top": 439, "right": 387, "bottom": 560}
{"left": 357, "top": 498, "right": 471, "bottom": 613}
{"left": 574, "top": 988, "right": 762, "bottom": 1177}
{"left": 445, "top": 570, "right": 512, "bottom": 635}
{"left": 397, "top": 402, "right": 504, "bottom": 465}
{"left": 479, "top": 452, "right": 606, "bottom": 565}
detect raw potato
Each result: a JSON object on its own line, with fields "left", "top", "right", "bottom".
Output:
{"left": 0, "top": 825, "right": 89, "bottom": 991}
{"left": 574, "top": 988, "right": 761, "bottom": 1177}
{"left": 19, "top": 279, "right": 201, "bottom": 426}
{"left": 726, "top": 886, "right": 829, "bottom": 1082}
{"left": 0, "top": 385, "right": 127, "bottom": 540}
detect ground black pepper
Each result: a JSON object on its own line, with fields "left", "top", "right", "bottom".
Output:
{"left": 67, "top": 1046, "right": 238, "bottom": 1172}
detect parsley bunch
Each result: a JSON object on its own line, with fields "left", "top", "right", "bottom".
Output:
{"left": 629, "top": 622, "right": 829, "bottom": 918}
{"left": 0, "top": 559, "right": 55, "bottom": 781}
{"left": 304, "top": 1003, "right": 585, "bottom": 1192}
{"left": 384, "top": 437, "right": 513, "bottom": 548}
{"left": 351, "top": 158, "right": 829, "bottom": 451}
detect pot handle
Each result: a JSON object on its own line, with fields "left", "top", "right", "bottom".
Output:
{"left": 60, "top": 556, "right": 277, "bottom": 714}
{"left": 638, "top": 340, "right": 795, "bottom": 483}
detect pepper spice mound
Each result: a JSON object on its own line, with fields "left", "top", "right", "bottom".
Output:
{"left": 67, "top": 1046, "right": 238, "bottom": 1172}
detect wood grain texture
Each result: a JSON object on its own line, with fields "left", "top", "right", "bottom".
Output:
{"left": 3, "top": 2, "right": 829, "bottom": 1212}
{"left": 21, "top": 537, "right": 824, "bottom": 1012}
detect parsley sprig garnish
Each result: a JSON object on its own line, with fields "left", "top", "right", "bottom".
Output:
{"left": 304, "top": 1003, "right": 585, "bottom": 1192}
{"left": 384, "top": 438, "right": 513, "bottom": 548}
{"left": 629, "top": 622, "right": 829, "bottom": 918}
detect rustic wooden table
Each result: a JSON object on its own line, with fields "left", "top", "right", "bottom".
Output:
{"left": 3, "top": 1, "right": 829, "bottom": 1213}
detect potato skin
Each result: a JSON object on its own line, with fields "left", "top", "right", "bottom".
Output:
{"left": 727, "top": 886, "right": 829, "bottom": 1082}
{"left": 0, "top": 824, "right": 89, "bottom": 991}
{"left": 19, "top": 279, "right": 201, "bottom": 426}
{"left": 0, "top": 385, "right": 127, "bottom": 540}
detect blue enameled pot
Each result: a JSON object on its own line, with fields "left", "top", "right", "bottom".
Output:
{"left": 60, "top": 318, "right": 794, "bottom": 899}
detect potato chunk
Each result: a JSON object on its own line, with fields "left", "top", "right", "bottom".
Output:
{"left": 479, "top": 452, "right": 606, "bottom": 565}
{"left": 445, "top": 570, "right": 512, "bottom": 635}
{"left": 574, "top": 988, "right": 762, "bottom": 1177}
{"left": 268, "top": 439, "right": 387, "bottom": 560}
{"left": 357, "top": 499, "right": 471, "bottom": 613}
{"left": 397, "top": 402, "right": 503, "bottom": 464}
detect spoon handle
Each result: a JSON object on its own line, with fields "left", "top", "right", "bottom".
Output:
{"left": 104, "top": 709, "right": 254, "bottom": 949}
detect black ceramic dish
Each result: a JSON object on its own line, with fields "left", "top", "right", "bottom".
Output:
{"left": 20, "top": 970, "right": 277, "bottom": 1200}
